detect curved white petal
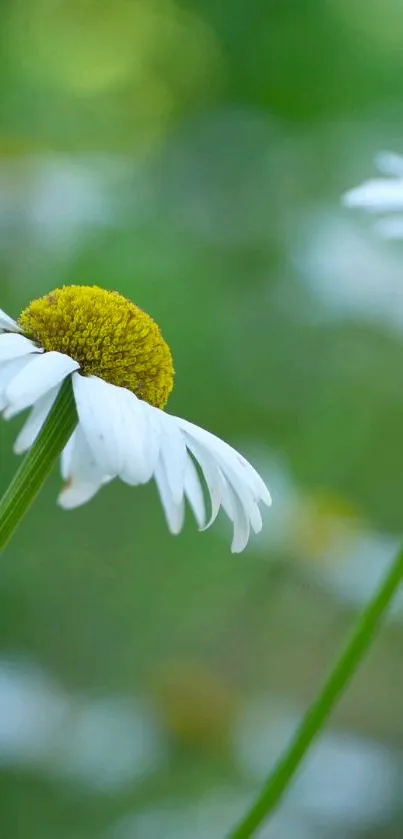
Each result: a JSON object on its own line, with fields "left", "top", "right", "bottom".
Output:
{"left": 343, "top": 179, "right": 403, "bottom": 212}
{"left": 0, "top": 333, "right": 41, "bottom": 362}
{"left": 184, "top": 436, "right": 225, "bottom": 527}
{"left": 0, "top": 356, "right": 38, "bottom": 411}
{"left": 68, "top": 427, "right": 105, "bottom": 481}
{"left": 221, "top": 482, "right": 251, "bottom": 553}
{"left": 183, "top": 455, "right": 206, "bottom": 529}
{"left": 58, "top": 480, "right": 104, "bottom": 509}
{"left": 219, "top": 458, "right": 263, "bottom": 539}
{"left": 172, "top": 415, "right": 270, "bottom": 550}
{"left": 72, "top": 375, "right": 123, "bottom": 477}
{"left": 4, "top": 351, "right": 79, "bottom": 417}
{"left": 141, "top": 401, "right": 163, "bottom": 477}
{"left": 177, "top": 417, "right": 271, "bottom": 506}
{"left": 232, "top": 452, "right": 272, "bottom": 506}
{"left": 58, "top": 427, "right": 112, "bottom": 509}
{"left": 218, "top": 457, "right": 263, "bottom": 529}
{"left": 60, "top": 431, "right": 76, "bottom": 480}
{"left": 115, "top": 389, "right": 153, "bottom": 485}
{"left": 73, "top": 375, "right": 153, "bottom": 483}
{"left": 155, "top": 459, "right": 185, "bottom": 534}
{"left": 375, "top": 151, "right": 403, "bottom": 177}
{"left": 250, "top": 503, "right": 263, "bottom": 534}
{"left": 0, "top": 308, "right": 22, "bottom": 333}
{"left": 13, "top": 385, "right": 60, "bottom": 454}
{"left": 157, "top": 411, "right": 187, "bottom": 504}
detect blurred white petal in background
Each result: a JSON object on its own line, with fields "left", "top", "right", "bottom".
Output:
{"left": 110, "top": 791, "right": 323, "bottom": 839}
{"left": 0, "top": 658, "right": 167, "bottom": 790}
{"left": 296, "top": 211, "right": 403, "bottom": 331}
{"left": 343, "top": 152, "right": 403, "bottom": 213}
{"left": 233, "top": 696, "right": 401, "bottom": 831}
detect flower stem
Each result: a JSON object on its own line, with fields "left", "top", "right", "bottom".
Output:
{"left": 0, "top": 379, "right": 77, "bottom": 553}
{"left": 227, "top": 546, "right": 403, "bottom": 839}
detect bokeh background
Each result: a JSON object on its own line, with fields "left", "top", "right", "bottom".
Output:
{"left": 1, "top": 1, "right": 403, "bottom": 837}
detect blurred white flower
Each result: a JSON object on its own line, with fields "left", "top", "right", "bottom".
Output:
{"left": 0, "top": 155, "right": 125, "bottom": 252}
{"left": 343, "top": 152, "right": 403, "bottom": 238}
{"left": 0, "top": 657, "right": 167, "bottom": 790}
{"left": 110, "top": 791, "right": 322, "bottom": 839}
{"left": 311, "top": 528, "right": 403, "bottom": 617}
{"left": 0, "top": 660, "right": 67, "bottom": 764}
{"left": 296, "top": 210, "right": 403, "bottom": 330}
{"left": 50, "top": 697, "right": 167, "bottom": 791}
{"left": 233, "top": 696, "right": 401, "bottom": 831}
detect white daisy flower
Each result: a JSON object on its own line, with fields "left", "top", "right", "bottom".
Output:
{"left": 0, "top": 286, "right": 271, "bottom": 552}
{"left": 343, "top": 151, "right": 403, "bottom": 238}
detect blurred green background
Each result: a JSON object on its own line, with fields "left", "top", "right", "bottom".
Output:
{"left": 1, "top": 0, "right": 403, "bottom": 837}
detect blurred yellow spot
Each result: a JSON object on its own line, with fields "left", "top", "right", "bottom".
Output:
{"left": 292, "top": 491, "right": 362, "bottom": 561}
{"left": 150, "top": 659, "right": 235, "bottom": 747}
{"left": 19, "top": 285, "right": 174, "bottom": 408}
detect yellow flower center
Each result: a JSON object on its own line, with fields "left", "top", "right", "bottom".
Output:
{"left": 19, "top": 285, "right": 174, "bottom": 409}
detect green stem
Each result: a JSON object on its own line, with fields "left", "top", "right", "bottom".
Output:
{"left": 227, "top": 546, "right": 403, "bottom": 839}
{"left": 0, "top": 379, "right": 77, "bottom": 553}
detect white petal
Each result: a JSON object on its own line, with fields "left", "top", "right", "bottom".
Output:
{"left": 13, "top": 385, "right": 60, "bottom": 454}
{"left": 0, "top": 356, "right": 37, "bottom": 411}
{"left": 141, "top": 402, "right": 163, "bottom": 477}
{"left": 219, "top": 461, "right": 263, "bottom": 539}
{"left": 251, "top": 470, "right": 272, "bottom": 507}
{"left": 62, "top": 425, "right": 104, "bottom": 483}
{"left": 72, "top": 375, "right": 122, "bottom": 476}
{"left": 234, "top": 452, "right": 272, "bottom": 506}
{"left": 157, "top": 412, "right": 188, "bottom": 504}
{"left": 0, "top": 308, "right": 22, "bottom": 333}
{"left": 219, "top": 457, "right": 262, "bottom": 528}
{"left": 0, "top": 333, "right": 41, "bottom": 362}
{"left": 183, "top": 436, "right": 224, "bottom": 527}
{"left": 60, "top": 431, "right": 76, "bottom": 480}
{"left": 177, "top": 417, "right": 271, "bottom": 506}
{"left": 218, "top": 466, "right": 261, "bottom": 547}
{"left": 58, "top": 427, "right": 112, "bottom": 509}
{"left": 342, "top": 179, "right": 403, "bottom": 212}
{"left": 250, "top": 503, "right": 263, "bottom": 534}
{"left": 227, "top": 450, "right": 272, "bottom": 508}
{"left": 116, "top": 390, "right": 153, "bottom": 485}
{"left": 155, "top": 459, "right": 185, "bottom": 534}
{"left": 173, "top": 415, "right": 271, "bottom": 550}
{"left": 73, "top": 375, "right": 152, "bottom": 483}
{"left": 375, "top": 151, "right": 403, "bottom": 177}
{"left": 4, "top": 351, "right": 79, "bottom": 417}
{"left": 221, "top": 482, "right": 251, "bottom": 553}
{"left": 58, "top": 481, "right": 103, "bottom": 509}
{"left": 184, "top": 455, "right": 206, "bottom": 529}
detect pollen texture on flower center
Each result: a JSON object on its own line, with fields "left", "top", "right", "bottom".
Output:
{"left": 18, "top": 285, "right": 174, "bottom": 408}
